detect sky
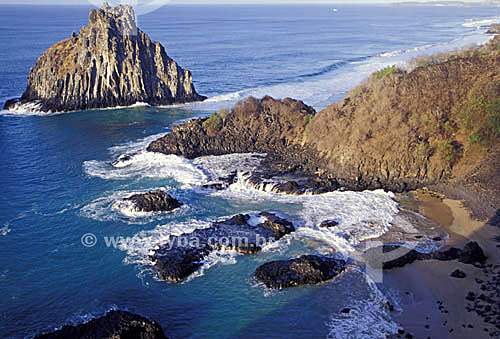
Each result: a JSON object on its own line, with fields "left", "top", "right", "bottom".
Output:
{"left": 0, "top": 0, "right": 486, "bottom": 4}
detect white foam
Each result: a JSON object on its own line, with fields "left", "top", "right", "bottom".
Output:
{"left": 84, "top": 151, "right": 208, "bottom": 186}
{"left": 108, "top": 131, "right": 169, "bottom": 156}
{"left": 192, "top": 153, "right": 265, "bottom": 185}
{"left": 185, "top": 248, "right": 240, "bottom": 283}
{"left": 80, "top": 189, "right": 188, "bottom": 223}
{"left": 462, "top": 16, "right": 500, "bottom": 29}
{"left": 327, "top": 269, "right": 401, "bottom": 339}
{"left": 211, "top": 172, "right": 400, "bottom": 254}
{"left": 0, "top": 101, "right": 65, "bottom": 116}
{"left": 0, "top": 100, "right": 151, "bottom": 117}
{"left": 120, "top": 218, "right": 214, "bottom": 267}
{"left": 85, "top": 150, "right": 265, "bottom": 188}
{"left": 0, "top": 223, "right": 11, "bottom": 236}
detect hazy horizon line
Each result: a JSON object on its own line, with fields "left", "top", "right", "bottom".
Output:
{"left": 0, "top": 0, "right": 486, "bottom": 5}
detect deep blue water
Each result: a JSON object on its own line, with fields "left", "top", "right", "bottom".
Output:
{"left": 0, "top": 4, "right": 498, "bottom": 338}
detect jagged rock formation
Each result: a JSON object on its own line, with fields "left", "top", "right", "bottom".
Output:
{"left": 4, "top": 3, "right": 205, "bottom": 112}
{"left": 35, "top": 310, "right": 167, "bottom": 339}
{"left": 122, "top": 190, "right": 182, "bottom": 213}
{"left": 147, "top": 96, "right": 315, "bottom": 159}
{"left": 150, "top": 212, "right": 295, "bottom": 282}
{"left": 254, "top": 255, "right": 347, "bottom": 289}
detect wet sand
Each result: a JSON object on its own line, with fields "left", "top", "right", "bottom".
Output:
{"left": 385, "top": 189, "right": 499, "bottom": 339}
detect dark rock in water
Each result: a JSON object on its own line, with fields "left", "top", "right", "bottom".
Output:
{"left": 319, "top": 220, "right": 339, "bottom": 228}
{"left": 124, "top": 190, "right": 182, "bottom": 212}
{"left": 254, "top": 255, "right": 346, "bottom": 289}
{"left": 458, "top": 241, "right": 487, "bottom": 265}
{"left": 151, "top": 212, "right": 295, "bottom": 282}
{"left": 202, "top": 172, "right": 237, "bottom": 191}
{"left": 7, "top": 3, "right": 205, "bottom": 113}
{"left": 451, "top": 269, "right": 466, "bottom": 278}
{"left": 341, "top": 308, "right": 351, "bottom": 313}
{"left": 35, "top": 310, "right": 167, "bottom": 339}
{"left": 258, "top": 212, "right": 295, "bottom": 238}
{"left": 154, "top": 246, "right": 211, "bottom": 282}
{"left": 3, "top": 98, "right": 20, "bottom": 110}
{"left": 236, "top": 170, "right": 340, "bottom": 196}
{"left": 111, "top": 152, "right": 140, "bottom": 167}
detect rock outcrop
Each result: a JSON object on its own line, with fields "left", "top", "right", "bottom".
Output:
{"left": 147, "top": 96, "right": 341, "bottom": 192}
{"left": 35, "top": 310, "right": 167, "bottom": 339}
{"left": 254, "top": 255, "right": 347, "bottom": 289}
{"left": 362, "top": 241, "right": 488, "bottom": 270}
{"left": 486, "top": 24, "right": 500, "bottom": 35}
{"left": 4, "top": 3, "right": 205, "bottom": 113}
{"left": 147, "top": 96, "right": 316, "bottom": 159}
{"left": 151, "top": 212, "right": 295, "bottom": 282}
{"left": 123, "top": 190, "right": 183, "bottom": 213}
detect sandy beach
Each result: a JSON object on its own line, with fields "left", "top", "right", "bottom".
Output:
{"left": 386, "top": 189, "right": 499, "bottom": 338}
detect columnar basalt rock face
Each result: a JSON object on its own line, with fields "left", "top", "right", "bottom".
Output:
{"left": 5, "top": 3, "right": 205, "bottom": 112}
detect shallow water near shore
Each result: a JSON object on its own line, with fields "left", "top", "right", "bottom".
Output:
{"left": 0, "top": 4, "right": 499, "bottom": 338}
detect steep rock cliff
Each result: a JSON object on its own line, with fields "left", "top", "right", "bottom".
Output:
{"left": 5, "top": 3, "right": 205, "bottom": 112}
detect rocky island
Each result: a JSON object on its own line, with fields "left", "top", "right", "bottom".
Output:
{"left": 35, "top": 310, "right": 167, "bottom": 339}
{"left": 3, "top": 3, "right": 205, "bottom": 113}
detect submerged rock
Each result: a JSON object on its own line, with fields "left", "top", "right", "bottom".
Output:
{"left": 121, "top": 190, "right": 183, "bottom": 213}
{"left": 450, "top": 269, "right": 466, "bottom": 278}
{"left": 35, "top": 310, "right": 167, "bottom": 339}
{"left": 151, "top": 212, "right": 295, "bottom": 282}
{"left": 319, "top": 220, "right": 340, "bottom": 228}
{"left": 254, "top": 255, "right": 346, "bottom": 289}
{"left": 5, "top": 3, "right": 205, "bottom": 113}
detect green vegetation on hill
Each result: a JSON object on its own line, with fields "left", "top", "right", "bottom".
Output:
{"left": 202, "top": 111, "right": 224, "bottom": 135}
{"left": 375, "top": 65, "right": 398, "bottom": 80}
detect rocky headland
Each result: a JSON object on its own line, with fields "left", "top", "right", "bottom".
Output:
{"left": 35, "top": 310, "right": 167, "bottom": 339}
{"left": 3, "top": 3, "right": 205, "bottom": 113}
{"left": 147, "top": 37, "right": 500, "bottom": 222}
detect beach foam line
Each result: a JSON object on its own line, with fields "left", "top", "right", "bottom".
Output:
{"left": 327, "top": 268, "right": 401, "bottom": 339}
{"left": 462, "top": 16, "right": 500, "bottom": 29}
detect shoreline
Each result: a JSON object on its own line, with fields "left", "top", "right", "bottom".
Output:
{"left": 387, "top": 189, "right": 499, "bottom": 338}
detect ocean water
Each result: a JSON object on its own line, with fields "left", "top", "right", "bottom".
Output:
{"left": 0, "top": 4, "right": 498, "bottom": 338}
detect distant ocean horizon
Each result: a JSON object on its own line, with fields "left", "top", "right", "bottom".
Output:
{"left": 0, "top": 4, "right": 498, "bottom": 338}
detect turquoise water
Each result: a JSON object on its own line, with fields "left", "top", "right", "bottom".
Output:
{"left": 0, "top": 4, "right": 498, "bottom": 338}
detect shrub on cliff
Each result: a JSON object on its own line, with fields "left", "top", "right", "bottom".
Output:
{"left": 203, "top": 112, "right": 223, "bottom": 135}
{"left": 304, "top": 114, "right": 314, "bottom": 126}
{"left": 457, "top": 78, "right": 500, "bottom": 146}
{"left": 469, "top": 99, "right": 500, "bottom": 145}
{"left": 438, "top": 141, "right": 459, "bottom": 167}
{"left": 375, "top": 65, "right": 398, "bottom": 80}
